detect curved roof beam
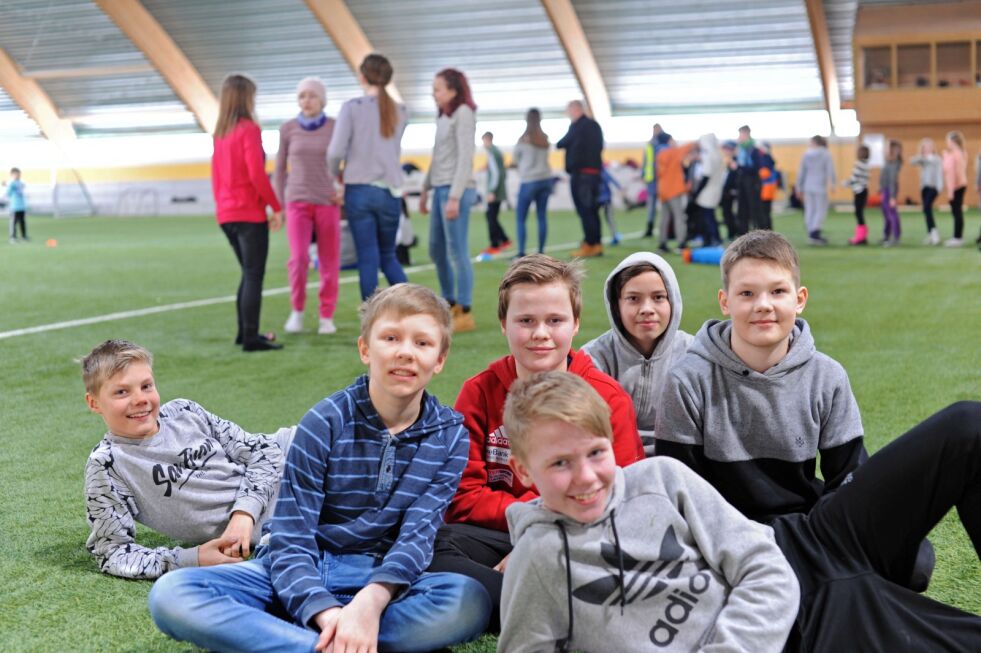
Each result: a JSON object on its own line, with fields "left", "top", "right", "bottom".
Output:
{"left": 94, "top": 0, "right": 219, "bottom": 134}
{"left": 304, "top": 0, "right": 403, "bottom": 104}
{"left": 0, "top": 47, "right": 76, "bottom": 149}
{"left": 540, "top": 0, "right": 612, "bottom": 123}
{"left": 804, "top": 0, "right": 841, "bottom": 132}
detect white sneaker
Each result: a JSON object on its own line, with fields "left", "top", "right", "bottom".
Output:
{"left": 318, "top": 317, "right": 337, "bottom": 335}
{"left": 924, "top": 229, "right": 941, "bottom": 246}
{"left": 944, "top": 238, "right": 963, "bottom": 248}
{"left": 284, "top": 311, "right": 304, "bottom": 333}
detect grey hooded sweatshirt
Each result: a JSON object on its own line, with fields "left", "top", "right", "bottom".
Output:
{"left": 582, "top": 252, "right": 693, "bottom": 456}
{"left": 655, "top": 319, "right": 866, "bottom": 522}
{"left": 499, "top": 459, "right": 799, "bottom": 653}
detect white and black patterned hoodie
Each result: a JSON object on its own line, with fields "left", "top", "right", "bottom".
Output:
{"left": 85, "top": 399, "right": 293, "bottom": 579}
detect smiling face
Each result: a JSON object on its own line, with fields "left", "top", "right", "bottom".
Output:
{"left": 297, "top": 88, "right": 324, "bottom": 118}
{"left": 359, "top": 310, "right": 447, "bottom": 405}
{"left": 618, "top": 270, "right": 671, "bottom": 357}
{"left": 719, "top": 258, "right": 807, "bottom": 369}
{"left": 432, "top": 75, "right": 456, "bottom": 111}
{"left": 86, "top": 362, "right": 161, "bottom": 440}
{"left": 511, "top": 419, "right": 615, "bottom": 524}
{"left": 503, "top": 281, "right": 580, "bottom": 379}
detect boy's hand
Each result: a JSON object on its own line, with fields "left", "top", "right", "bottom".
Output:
{"left": 199, "top": 534, "right": 245, "bottom": 567}
{"left": 418, "top": 190, "right": 429, "bottom": 215}
{"left": 220, "top": 511, "right": 255, "bottom": 558}
{"left": 314, "top": 583, "right": 395, "bottom": 653}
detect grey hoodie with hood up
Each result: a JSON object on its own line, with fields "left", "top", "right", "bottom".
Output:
{"left": 583, "top": 252, "right": 693, "bottom": 456}
{"left": 499, "top": 458, "right": 799, "bottom": 653}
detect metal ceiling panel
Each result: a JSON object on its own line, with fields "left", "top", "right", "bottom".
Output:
{"left": 572, "top": 0, "right": 826, "bottom": 113}
{"left": 824, "top": 0, "right": 858, "bottom": 103}
{"left": 140, "top": 0, "right": 362, "bottom": 127}
{"left": 0, "top": 89, "right": 41, "bottom": 138}
{"left": 347, "top": 0, "right": 582, "bottom": 120}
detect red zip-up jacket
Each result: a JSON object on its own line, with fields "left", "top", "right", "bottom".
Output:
{"left": 445, "top": 350, "right": 644, "bottom": 532}
{"left": 212, "top": 119, "right": 281, "bottom": 224}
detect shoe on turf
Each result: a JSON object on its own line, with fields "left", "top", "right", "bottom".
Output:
{"left": 924, "top": 228, "right": 941, "bottom": 246}
{"left": 943, "top": 238, "right": 963, "bottom": 248}
{"left": 318, "top": 317, "right": 337, "bottom": 335}
{"left": 452, "top": 311, "right": 476, "bottom": 333}
{"left": 243, "top": 338, "right": 284, "bottom": 352}
{"left": 570, "top": 242, "right": 603, "bottom": 258}
{"left": 499, "top": 239, "right": 512, "bottom": 250}
{"left": 284, "top": 310, "right": 304, "bottom": 333}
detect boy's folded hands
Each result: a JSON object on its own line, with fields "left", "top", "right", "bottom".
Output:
{"left": 220, "top": 511, "right": 256, "bottom": 558}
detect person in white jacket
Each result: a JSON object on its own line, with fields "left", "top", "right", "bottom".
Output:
{"left": 795, "top": 135, "right": 836, "bottom": 245}
{"left": 694, "top": 133, "right": 725, "bottom": 247}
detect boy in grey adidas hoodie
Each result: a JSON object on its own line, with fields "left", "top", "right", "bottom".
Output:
{"left": 82, "top": 339, "right": 293, "bottom": 579}
{"left": 583, "top": 252, "right": 693, "bottom": 456}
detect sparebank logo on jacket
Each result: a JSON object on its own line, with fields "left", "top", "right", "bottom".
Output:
{"left": 485, "top": 426, "right": 511, "bottom": 465}
{"left": 572, "top": 526, "right": 714, "bottom": 647}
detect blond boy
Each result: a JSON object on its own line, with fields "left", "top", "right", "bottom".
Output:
{"left": 149, "top": 284, "right": 490, "bottom": 653}
{"left": 82, "top": 339, "right": 292, "bottom": 579}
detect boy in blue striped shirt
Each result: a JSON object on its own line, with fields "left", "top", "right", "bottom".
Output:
{"left": 150, "top": 284, "right": 492, "bottom": 652}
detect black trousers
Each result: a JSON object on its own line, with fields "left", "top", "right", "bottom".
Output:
{"left": 921, "top": 186, "right": 938, "bottom": 231}
{"left": 428, "top": 522, "right": 512, "bottom": 631}
{"left": 9, "top": 210, "right": 26, "bottom": 238}
{"left": 485, "top": 200, "right": 510, "bottom": 248}
{"left": 221, "top": 221, "right": 269, "bottom": 345}
{"left": 775, "top": 401, "right": 981, "bottom": 652}
{"left": 853, "top": 189, "right": 868, "bottom": 226}
{"left": 720, "top": 192, "right": 737, "bottom": 240}
{"left": 736, "top": 172, "right": 764, "bottom": 233}
{"left": 569, "top": 172, "right": 602, "bottom": 245}
{"left": 951, "top": 185, "right": 966, "bottom": 239}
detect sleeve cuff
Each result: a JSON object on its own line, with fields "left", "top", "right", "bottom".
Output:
{"left": 232, "top": 496, "right": 263, "bottom": 522}
{"left": 178, "top": 546, "right": 200, "bottom": 568}
{"left": 368, "top": 568, "right": 412, "bottom": 590}
{"left": 300, "top": 594, "right": 344, "bottom": 630}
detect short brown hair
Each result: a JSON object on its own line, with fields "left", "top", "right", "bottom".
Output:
{"left": 504, "top": 372, "right": 611, "bottom": 461}
{"left": 80, "top": 339, "right": 154, "bottom": 395}
{"left": 359, "top": 283, "right": 453, "bottom": 354}
{"left": 497, "top": 254, "right": 584, "bottom": 322}
{"left": 720, "top": 230, "right": 800, "bottom": 289}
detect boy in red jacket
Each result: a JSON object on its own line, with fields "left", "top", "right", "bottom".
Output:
{"left": 427, "top": 254, "right": 644, "bottom": 630}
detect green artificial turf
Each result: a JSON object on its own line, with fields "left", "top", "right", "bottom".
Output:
{"left": 0, "top": 206, "right": 978, "bottom": 652}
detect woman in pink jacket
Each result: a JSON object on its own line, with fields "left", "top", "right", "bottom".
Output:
{"left": 212, "top": 74, "right": 283, "bottom": 351}
{"left": 941, "top": 130, "right": 967, "bottom": 247}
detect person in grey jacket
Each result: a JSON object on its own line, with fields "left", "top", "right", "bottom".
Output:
{"left": 795, "top": 135, "right": 836, "bottom": 245}
{"left": 582, "top": 251, "right": 693, "bottom": 456}
{"left": 909, "top": 138, "right": 943, "bottom": 245}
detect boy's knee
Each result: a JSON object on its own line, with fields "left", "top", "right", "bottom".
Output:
{"left": 147, "top": 570, "right": 187, "bottom": 630}
{"left": 438, "top": 575, "right": 492, "bottom": 641}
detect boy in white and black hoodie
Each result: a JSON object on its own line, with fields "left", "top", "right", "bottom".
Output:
{"left": 502, "top": 372, "right": 981, "bottom": 653}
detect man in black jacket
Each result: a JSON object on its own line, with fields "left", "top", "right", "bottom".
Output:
{"left": 557, "top": 100, "right": 604, "bottom": 257}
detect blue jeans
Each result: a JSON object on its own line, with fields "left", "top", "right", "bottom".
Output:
{"left": 516, "top": 178, "right": 552, "bottom": 255}
{"left": 344, "top": 184, "right": 408, "bottom": 300}
{"left": 149, "top": 553, "right": 491, "bottom": 653}
{"left": 429, "top": 186, "right": 475, "bottom": 307}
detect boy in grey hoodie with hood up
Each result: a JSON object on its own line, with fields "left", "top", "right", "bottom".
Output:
{"left": 583, "top": 252, "right": 692, "bottom": 456}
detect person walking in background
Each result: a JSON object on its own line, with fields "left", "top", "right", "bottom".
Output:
{"left": 720, "top": 141, "right": 739, "bottom": 241}
{"left": 419, "top": 68, "right": 478, "bottom": 333}
{"left": 758, "top": 142, "right": 778, "bottom": 231}
{"left": 275, "top": 77, "right": 340, "bottom": 336}
{"left": 880, "top": 139, "right": 903, "bottom": 246}
{"left": 6, "top": 167, "right": 27, "bottom": 243}
{"left": 641, "top": 123, "right": 665, "bottom": 238}
{"left": 598, "top": 166, "right": 623, "bottom": 245}
{"left": 844, "top": 145, "right": 871, "bottom": 245}
{"left": 941, "top": 131, "right": 967, "bottom": 247}
{"left": 328, "top": 54, "right": 409, "bottom": 300}
{"left": 480, "top": 131, "right": 511, "bottom": 256}
{"left": 557, "top": 100, "right": 604, "bottom": 258}
{"left": 735, "top": 125, "right": 764, "bottom": 234}
{"left": 796, "top": 135, "right": 836, "bottom": 245}
{"left": 909, "top": 138, "right": 943, "bottom": 246}
{"left": 694, "top": 133, "right": 725, "bottom": 247}
{"left": 975, "top": 147, "right": 981, "bottom": 245}
{"left": 656, "top": 137, "right": 697, "bottom": 252}
{"left": 212, "top": 74, "right": 283, "bottom": 352}
{"left": 513, "top": 108, "right": 553, "bottom": 258}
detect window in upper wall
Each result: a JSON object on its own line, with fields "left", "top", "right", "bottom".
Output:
{"left": 936, "top": 41, "right": 970, "bottom": 87}
{"left": 898, "top": 44, "right": 931, "bottom": 88}
{"left": 864, "top": 46, "right": 892, "bottom": 89}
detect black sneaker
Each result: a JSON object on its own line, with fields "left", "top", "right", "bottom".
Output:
{"left": 243, "top": 338, "right": 283, "bottom": 352}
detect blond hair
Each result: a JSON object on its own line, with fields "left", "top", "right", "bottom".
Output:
{"left": 497, "top": 254, "right": 584, "bottom": 322}
{"left": 720, "top": 230, "right": 800, "bottom": 289}
{"left": 80, "top": 339, "right": 154, "bottom": 395}
{"left": 946, "top": 130, "right": 965, "bottom": 151}
{"left": 504, "top": 372, "right": 611, "bottom": 461}
{"left": 359, "top": 283, "right": 452, "bottom": 354}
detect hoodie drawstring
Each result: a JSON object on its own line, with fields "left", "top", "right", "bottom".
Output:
{"left": 556, "top": 520, "right": 574, "bottom": 653}
{"left": 610, "top": 508, "right": 626, "bottom": 615}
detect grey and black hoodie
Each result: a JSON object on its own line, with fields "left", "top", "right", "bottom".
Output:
{"left": 655, "top": 319, "right": 866, "bottom": 522}
{"left": 499, "top": 459, "right": 799, "bottom": 653}
{"left": 583, "top": 252, "right": 693, "bottom": 456}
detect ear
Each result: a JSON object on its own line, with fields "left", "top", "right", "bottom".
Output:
{"left": 357, "top": 336, "right": 371, "bottom": 365}
{"left": 86, "top": 392, "right": 102, "bottom": 415}
{"left": 572, "top": 317, "right": 580, "bottom": 337}
{"left": 510, "top": 454, "right": 534, "bottom": 488}
{"left": 500, "top": 319, "right": 507, "bottom": 337}
{"left": 718, "top": 288, "right": 730, "bottom": 316}
{"left": 795, "top": 285, "right": 808, "bottom": 314}
{"left": 432, "top": 350, "right": 447, "bottom": 376}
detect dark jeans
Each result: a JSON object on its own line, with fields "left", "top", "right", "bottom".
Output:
{"left": 951, "top": 185, "right": 966, "bottom": 238}
{"left": 701, "top": 206, "right": 721, "bottom": 246}
{"left": 775, "top": 401, "right": 981, "bottom": 651}
{"left": 484, "top": 200, "right": 510, "bottom": 248}
{"left": 853, "top": 189, "right": 868, "bottom": 226}
{"left": 9, "top": 210, "right": 26, "bottom": 239}
{"left": 221, "top": 221, "right": 269, "bottom": 345}
{"left": 736, "top": 172, "right": 764, "bottom": 233}
{"left": 428, "top": 522, "right": 512, "bottom": 632}
{"left": 344, "top": 184, "right": 407, "bottom": 300}
{"left": 569, "top": 171, "right": 601, "bottom": 245}
{"left": 921, "top": 186, "right": 938, "bottom": 231}
{"left": 720, "top": 192, "right": 736, "bottom": 240}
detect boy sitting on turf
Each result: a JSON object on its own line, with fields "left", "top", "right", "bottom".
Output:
{"left": 82, "top": 339, "right": 293, "bottom": 580}
{"left": 583, "top": 251, "right": 693, "bottom": 455}
{"left": 655, "top": 230, "right": 934, "bottom": 590}
{"left": 149, "top": 284, "right": 491, "bottom": 653}
{"left": 501, "top": 373, "right": 981, "bottom": 652}
{"left": 428, "top": 254, "right": 644, "bottom": 627}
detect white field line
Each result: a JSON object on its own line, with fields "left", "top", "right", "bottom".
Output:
{"left": 0, "top": 232, "right": 643, "bottom": 341}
